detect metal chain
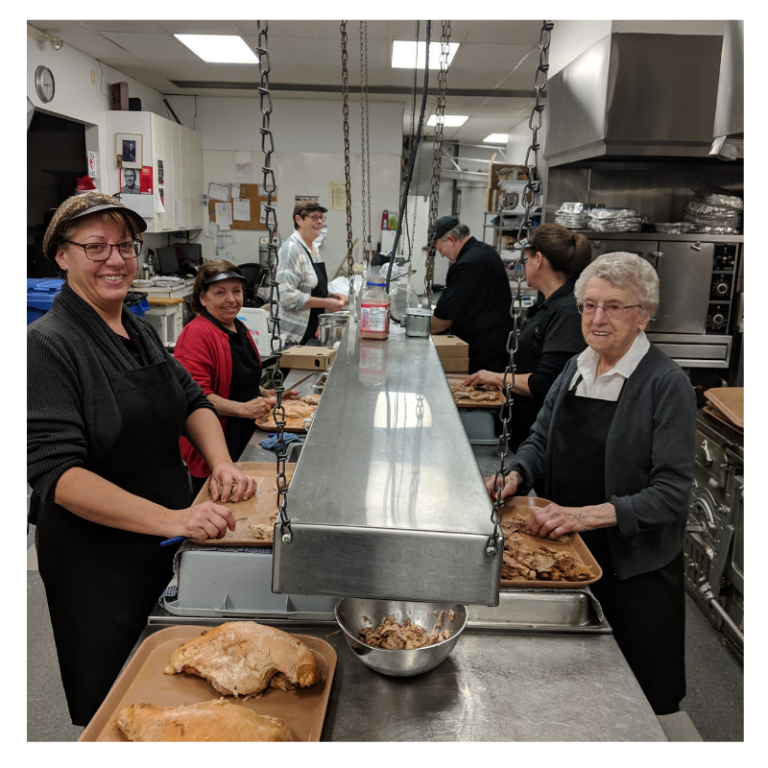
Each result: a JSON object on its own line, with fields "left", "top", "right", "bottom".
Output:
{"left": 359, "top": 21, "right": 372, "bottom": 267}
{"left": 487, "top": 20, "right": 553, "bottom": 559}
{"left": 424, "top": 20, "right": 451, "bottom": 305}
{"left": 340, "top": 22, "right": 354, "bottom": 287}
{"left": 256, "top": 21, "right": 291, "bottom": 543}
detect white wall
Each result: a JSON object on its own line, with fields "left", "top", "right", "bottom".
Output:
{"left": 27, "top": 28, "right": 166, "bottom": 193}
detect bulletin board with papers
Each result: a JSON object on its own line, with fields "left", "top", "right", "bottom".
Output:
{"left": 207, "top": 182, "right": 275, "bottom": 231}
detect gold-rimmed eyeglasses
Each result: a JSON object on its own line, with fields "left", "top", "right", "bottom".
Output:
{"left": 63, "top": 240, "right": 143, "bottom": 261}
{"left": 577, "top": 301, "right": 641, "bottom": 317}
{"left": 306, "top": 214, "right": 326, "bottom": 222}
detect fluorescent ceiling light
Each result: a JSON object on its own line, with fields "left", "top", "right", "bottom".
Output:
{"left": 427, "top": 114, "right": 468, "bottom": 127}
{"left": 175, "top": 34, "right": 259, "bottom": 64}
{"left": 391, "top": 40, "right": 460, "bottom": 69}
{"left": 483, "top": 133, "right": 509, "bottom": 144}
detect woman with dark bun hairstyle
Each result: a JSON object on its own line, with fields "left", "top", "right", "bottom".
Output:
{"left": 464, "top": 223, "right": 592, "bottom": 451}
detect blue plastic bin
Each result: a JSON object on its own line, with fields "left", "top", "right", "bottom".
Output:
{"left": 27, "top": 281, "right": 150, "bottom": 323}
{"left": 27, "top": 279, "right": 65, "bottom": 324}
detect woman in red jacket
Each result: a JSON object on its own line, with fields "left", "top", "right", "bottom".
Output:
{"left": 174, "top": 260, "right": 298, "bottom": 496}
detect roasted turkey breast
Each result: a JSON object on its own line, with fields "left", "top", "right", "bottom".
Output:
{"left": 114, "top": 698, "right": 293, "bottom": 742}
{"left": 163, "top": 622, "right": 319, "bottom": 696}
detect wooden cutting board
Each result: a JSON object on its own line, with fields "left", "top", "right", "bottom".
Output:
{"left": 192, "top": 462, "right": 296, "bottom": 546}
{"left": 704, "top": 387, "right": 744, "bottom": 428}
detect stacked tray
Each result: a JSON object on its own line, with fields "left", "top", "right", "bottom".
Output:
{"left": 445, "top": 375, "right": 506, "bottom": 409}
{"left": 79, "top": 625, "right": 337, "bottom": 741}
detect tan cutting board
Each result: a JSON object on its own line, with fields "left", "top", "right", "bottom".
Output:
{"left": 704, "top": 387, "right": 744, "bottom": 428}
{"left": 500, "top": 497, "right": 603, "bottom": 588}
{"left": 445, "top": 375, "right": 506, "bottom": 409}
{"left": 79, "top": 625, "right": 336, "bottom": 742}
{"left": 193, "top": 462, "right": 296, "bottom": 546}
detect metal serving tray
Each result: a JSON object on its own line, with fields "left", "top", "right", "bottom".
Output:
{"left": 468, "top": 588, "right": 610, "bottom": 633}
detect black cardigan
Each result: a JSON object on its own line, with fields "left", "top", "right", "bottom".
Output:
{"left": 509, "top": 344, "right": 697, "bottom": 580}
{"left": 27, "top": 285, "right": 214, "bottom": 503}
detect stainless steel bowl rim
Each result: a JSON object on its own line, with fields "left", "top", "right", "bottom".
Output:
{"left": 334, "top": 598, "right": 469, "bottom": 652}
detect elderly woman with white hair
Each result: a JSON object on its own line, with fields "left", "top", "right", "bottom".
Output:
{"left": 490, "top": 251, "right": 696, "bottom": 716}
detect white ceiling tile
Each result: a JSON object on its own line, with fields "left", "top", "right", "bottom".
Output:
{"left": 451, "top": 43, "right": 536, "bottom": 72}
{"left": 52, "top": 30, "right": 139, "bottom": 61}
{"left": 79, "top": 21, "right": 166, "bottom": 34}
{"left": 242, "top": 36, "right": 324, "bottom": 67}
{"left": 234, "top": 20, "right": 315, "bottom": 37}
{"left": 103, "top": 33, "right": 200, "bottom": 62}
{"left": 28, "top": 20, "right": 90, "bottom": 32}
{"left": 463, "top": 21, "right": 545, "bottom": 45}
{"left": 153, "top": 20, "right": 242, "bottom": 35}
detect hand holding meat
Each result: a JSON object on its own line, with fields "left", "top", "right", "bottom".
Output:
{"left": 526, "top": 502, "right": 617, "bottom": 540}
{"left": 209, "top": 463, "right": 257, "bottom": 503}
{"left": 261, "top": 387, "right": 300, "bottom": 401}
{"left": 485, "top": 470, "right": 523, "bottom": 501}
{"left": 175, "top": 502, "right": 237, "bottom": 540}
{"left": 462, "top": 369, "right": 501, "bottom": 388}
{"left": 238, "top": 396, "right": 277, "bottom": 420}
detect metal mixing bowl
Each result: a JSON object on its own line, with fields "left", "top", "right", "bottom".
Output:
{"left": 334, "top": 597, "right": 469, "bottom": 677}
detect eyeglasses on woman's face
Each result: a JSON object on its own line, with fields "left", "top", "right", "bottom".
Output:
{"left": 63, "top": 240, "right": 143, "bottom": 261}
{"left": 577, "top": 300, "right": 641, "bottom": 317}
{"left": 306, "top": 214, "right": 326, "bottom": 222}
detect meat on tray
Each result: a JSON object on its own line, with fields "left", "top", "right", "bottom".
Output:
{"left": 114, "top": 698, "right": 293, "bottom": 742}
{"left": 358, "top": 614, "right": 451, "bottom": 650}
{"left": 163, "top": 621, "right": 320, "bottom": 696}
{"left": 299, "top": 394, "right": 321, "bottom": 406}
{"left": 448, "top": 381, "right": 502, "bottom": 403}
{"left": 500, "top": 521, "right": 593, "bottom": 582}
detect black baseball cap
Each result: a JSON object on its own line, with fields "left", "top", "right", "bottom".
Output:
{"left": 203, "top": 268, "right": 246, "bottom": 285}
{"left": 432, "top": 215, "right": 460, "bottom": 241}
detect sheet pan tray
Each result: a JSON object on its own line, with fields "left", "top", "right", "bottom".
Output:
{"left": 500, "top": 497, "right": 603, "bottom": 588}
{"left": 445, "top": 374, "right": 506, "bottom": 409}
{"left": 468, "top": 588, "right": 610, "bottom": 633}
{"left": 79, "top": 625, "right": 336, "bottom": 742}
{"left": 193, "top": 462, "right": 296, "bottom": 546}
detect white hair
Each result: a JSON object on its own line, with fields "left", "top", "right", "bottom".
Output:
{"left": 574, "top": 251, "right": 660, "bottom": 315}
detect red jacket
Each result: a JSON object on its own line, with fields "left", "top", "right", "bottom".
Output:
{"left": 174, "top": 314, "right": 261, "bottom": 478}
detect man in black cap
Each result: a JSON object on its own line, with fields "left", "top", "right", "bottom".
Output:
{"left": 430, "top": 215, "right": 513, "bottom": 373}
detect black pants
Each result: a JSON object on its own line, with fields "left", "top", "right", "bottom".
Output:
{"left": 588, "top": 547, "right": 687, "bottom": 715}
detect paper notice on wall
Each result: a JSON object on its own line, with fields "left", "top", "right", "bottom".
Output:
{"left": 225, "top": 238, "right": 236, "bottom": 259}
{"left": 235, "top": 151, "right": 253, "bottom": 179}
{"left": 215, "top": 233, "right": 235, "bottom": 259}
{"left": 208, "top": 182, "right": 230, "bottom": 202}
{"left": 260, "top": 201, "right": 277, "bottom": 224}
{"left": 215, "top": 202, "right": 232, "bottom": 230}
{"left": 231, "top": 183, "right": 241, "bottom": 200}
{"left": 329, "top": 181, "right": 347, "bottom": 211}
{"left": 155, "top": 194, "right": 165, "bottom": 214}
{"left": 121, "top": 193, "right": 154, "bottom": 218}
{"left": 233, "top": 199, "right": 251, "bottom": 221}
{"left": 87, "top": 151, "right": 99, "bottom": 179}
{"left": 205, "top": 221, "right": 218, "bottom": 239}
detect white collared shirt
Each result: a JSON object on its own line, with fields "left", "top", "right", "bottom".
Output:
{"left": 569, "top": 331, "right": 651, "bottom": 401}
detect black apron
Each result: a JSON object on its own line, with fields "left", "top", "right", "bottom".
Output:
{"left": 298, "top": 242, "right": 329, "bottom": 345}
{"left": 35, "top": 340, "right": 190, "bottom": 726}
{"left": 549, "top": 374, "right": 686, "bottom": 716}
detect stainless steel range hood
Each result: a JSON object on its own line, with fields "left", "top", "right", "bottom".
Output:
{"left": 710, "top": 21, "right": 743, "bottom": 161}
{"left": 545, "top": 33, "right": 724, "bottom": 167}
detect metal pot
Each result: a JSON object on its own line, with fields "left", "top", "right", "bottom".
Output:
{"left": 318, "top": 313, "right": 348, "bottom": 346}
{"left": 405, "top": 308, "right": 432, "bottom": 337}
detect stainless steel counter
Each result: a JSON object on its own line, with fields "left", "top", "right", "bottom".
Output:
{"left": 271, "top": 315, "right": 502, "bottom": 605}
{"left": 138, "top": 613, "right": 667, "bottom": 741}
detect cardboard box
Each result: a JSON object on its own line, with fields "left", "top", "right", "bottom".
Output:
{"left": 432, "top": 334, "right": 469, "bottom": 359}
{"left": 441, "top": 357, "right": 470, "bottom": 374}
{"left": 279, "top": 345, "right": 337, "bottom": 370}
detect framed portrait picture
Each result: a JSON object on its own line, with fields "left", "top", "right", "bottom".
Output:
{"left": 115, "top": 133, "right": 142, "bottom": 169}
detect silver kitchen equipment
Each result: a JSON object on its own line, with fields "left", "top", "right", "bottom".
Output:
{"left": 318, "top": 313, "right": 348, "bottom": 346}
{"left": 272, "top": 316, "right": 502, "bottom": 606}
{"left": 334, "top": 597, "right": 468, "bottom": 677}
{"left": 404, "top": 307, "right": 432, "bottom": 337}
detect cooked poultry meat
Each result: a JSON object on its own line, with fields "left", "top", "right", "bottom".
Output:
{"left": 164, "top": 622, "right": 319, "bottom": 696}
{"left": 261, "top": 401, "right": 316, "bottom": 425}
{"left": 248, "top": 523, "right": 273, "bottom": 543}
{"left": 500, "top": 521, "right": 593, "bottom": 582}
{"left": 358, "top": 614, "right": 451, "bottom": 650}
{"left": 299, "top": 394, "right": 321, "bottom": 406}
{"left": 501, "top": 514, "right": 573, "bottom": 543}
{"left": 114, "top": 699, "right": 293, "bottom": 742}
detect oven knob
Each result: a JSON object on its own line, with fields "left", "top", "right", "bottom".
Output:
{"left": 714, "top": 281, "right": 729, "bottom": 295}
{"left": 711, "top": 313, "right": 725, "bottom": 327}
